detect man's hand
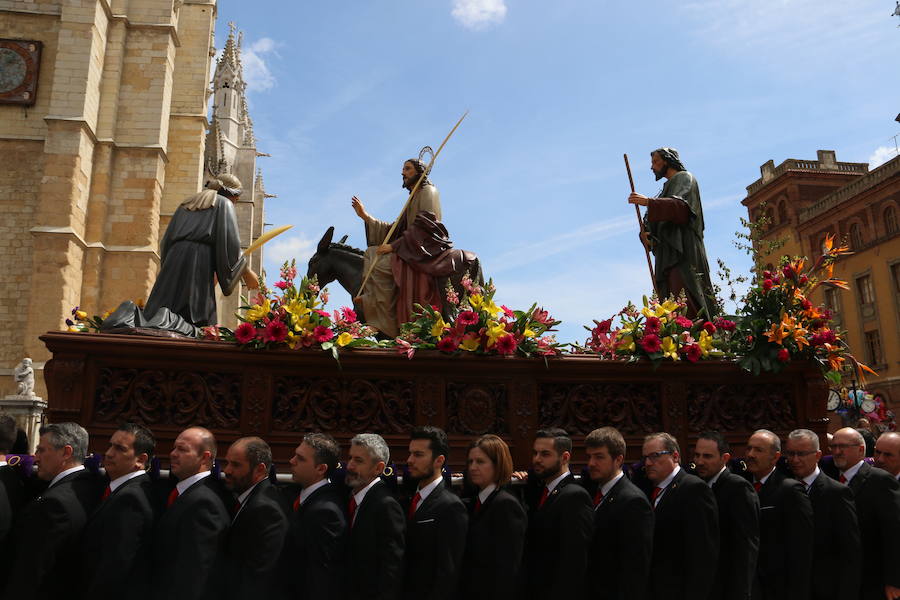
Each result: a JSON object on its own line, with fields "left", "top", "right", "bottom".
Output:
{"left": 376, "top": 244, "right": 393, "bottom": 255}
{"left": 242, "top": 268, "right": 260, "bottom": 290}
{"left": 886, "top": 585, "right": 900, "bottom": 600}
{"left": 351, "top": 196, "right": 369, "bottom": 220}
{"left": 639, "top": 230, "right": 652, "bottom": 251}
{"left": 511, "top": 471, "right": 528, "bottom": 481}
{"left": 628, "top": 192, "right": 650, "bottom": 207}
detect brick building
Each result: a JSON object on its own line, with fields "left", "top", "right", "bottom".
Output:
{"left": 743, "top": 150, "right": 900, "bottom": 410}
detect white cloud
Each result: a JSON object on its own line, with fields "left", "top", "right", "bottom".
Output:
{"left": 264, "top": 234, "right": 315, "bottom": 271}
{"left": 242, "top": 37, "right": 279, "bottom": 92}
{"left": 451, "top": 0, "right": 507, "bottom": 30}
{"left": 869, "top": 144, "right": 899, "bottom": 168}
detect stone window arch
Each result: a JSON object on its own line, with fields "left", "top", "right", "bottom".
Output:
{"left": 885, "top": 205, "right": 898, "bottom": 235}
{"left": 849, "top": 222, "right": 865, "bottom": 249}
{"left": 777, "top": 199, "right": 787, "bottom": 224}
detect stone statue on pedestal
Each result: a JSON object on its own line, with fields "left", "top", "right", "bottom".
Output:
{"left": 13, "top": 358, "right": 34, "bottom": 398}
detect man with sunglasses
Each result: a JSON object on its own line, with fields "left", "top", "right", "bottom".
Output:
{"left": 785, "top": 429, "right": 860, "bottom": 600}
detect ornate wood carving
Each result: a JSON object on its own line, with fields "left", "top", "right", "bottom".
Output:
{"left": 93, "top": 367, "right": 241, "bottom": 429}
{"left": 271, "top": 377, "right": 414, "bottom": 433}
{"left": 415, "top": 378, "right": 440, "bottom": 424}
{"left": 244, "top": 373, "right": 268, "bottom": 433}
{"left": 687, "top": 383, "right": 797, "bottom": 432}
{"left": 510, "top": 379, "right": 537, "bottom": 440}
{"left": 538, "top": 383, "right": 661, "bottom": 435}
{"left": 446, "top": 382, "right": 508, "bottom": 435}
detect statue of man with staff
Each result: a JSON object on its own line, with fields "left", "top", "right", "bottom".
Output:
{"left": 628, "top": 148, "right": 717, "bottom": 318}
{"left": 351, "top": 157, "right": 454, "bottom": 337}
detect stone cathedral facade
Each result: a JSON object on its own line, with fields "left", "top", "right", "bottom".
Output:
{"left": 0, "top": 0, "right": 267, "bottom": 396}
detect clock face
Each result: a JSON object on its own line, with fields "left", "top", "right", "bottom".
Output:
{"left": 0, "top": 48, "right": 27, "bottom": 92}
{"left": 0, "top": 39, "right": 41, "bottom": 105}
{"left": 826, "top": 390, "right": 841, "bottom": 411}
{"left": 861, "top": 398, "right": 876, "bottom": 414}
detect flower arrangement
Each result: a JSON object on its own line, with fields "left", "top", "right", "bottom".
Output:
{"left": 65, "top": 303, "right": 133, "bottom": 332}
{"left": 394, "top": 274, "right": 563, "bottom": 359}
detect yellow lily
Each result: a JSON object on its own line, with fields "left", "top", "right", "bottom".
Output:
{"left": 293, "top": 314, "right": 311, "bottom": 333}
{"left": 659, "top": 300, "right": 679, "bottom": 315}
{"left": 523, "top": 328, "right": 536, "bottom": 338}
{"left": 661, "top": 336, "right": 679, "bottom": 361}
{"left": 336, "top": 332, "right": 353, "bottom": 347}
{"left": 793, "top": 326, "right": 809, "bottom": 350}
{"left": 75, "top": 310, "right": 88, "bottom": 320}
{"left": 245, "top": 299, "right": 271, "bottom": 322}
{"left": 284, "top": 298, "right": 311, "bottom": 318}
{"left": 286, "top": 331, "right": 302, "bottom": 350}
{"left": 698, "top": 330, "right": 714, "bottom": 357}
{"left": 619, "top": 334, "right": 636, "bottom": 352}
{"left": 765, "top": 323, "right": 788, "bottom": 345}
{"left": 431, "top": 315, "right": 448, "bottom": 338}
{"left": 469, "top": 294, "right": 485, "bottom": 312}
{"left": 460, "top": 336, "right": 480, "bottom": 352}
{"left": 485, "top": 320, "right": 506, "bottom": 348}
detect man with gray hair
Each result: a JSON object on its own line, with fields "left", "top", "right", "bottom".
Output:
{"left": 785, "top": 428, "right": 859, "bottom": 600}
{"left": 830, "top": 427, "right": 900, "bottom": 600}
{"left": 343, "top": 433, "right": 405, "bottom": 600}
{"left": 2, "top": 422, "right": 101, "bottom": 598}
{"left": 745, "top": 429, "right": 813, "bottom": 600}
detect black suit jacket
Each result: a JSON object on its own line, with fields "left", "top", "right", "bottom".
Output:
{"left": 2, "top": 468, "right": 102, "bottom": 599}
{"left": 151, "top": 475, "right": 230, "bottom": 600}
{"left": 345, "top": 480, "right": 405, "bottom": 600}
{"left": 220, "top": 478, "right": 288, "bottom": 600}
{"left": 403, "top": 480, "right": 468, "bottom": 600}
{"left": 461, "top": 487, "right": 527, "bottom": 600}
{"left": 807, "top": 471, "right": 860, "bottom": 600}
{"left": 587, "top": 474, "right": 653, "bottom": 600}
{"left": 82, "top": 472, "right": 157, "bottom": 600}
{"left": 843, "top": 462, "right": 900, "bottom": 599}
{"left": 648, "top": 468, "right": 719, "bottom": 600}
{"left": 754, "top": 469, "right": 813, "bottom": 600}
{"left": 524, "top": 473, "right": 594, "bottom": 599}
{"left": 0, "top": 463, "right": 27, "bottom": 551}
{"left": 280, "top": 481, "right": 349, "bottom": 600}
{"left": 711, "top": 468, "right": 760, "bottom": 600}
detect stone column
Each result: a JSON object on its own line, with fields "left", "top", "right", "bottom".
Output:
{"left": 0, "top": 394, "right": 47, "bottom": 454}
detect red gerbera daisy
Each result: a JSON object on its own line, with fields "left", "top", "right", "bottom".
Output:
{"left": 264, "top": 320, "right": 288, "bottom": 343}
{"left": 235, "top": 322, "right": 258, "bottom": 344}
{"left": 313, "top": 325, "right": 334, "bottom": 343}
{"left": 640, "top": 334, "right": 661, "bottom": 354}
{"left": 496, "top": 334, "right": 517, "bottom": 355}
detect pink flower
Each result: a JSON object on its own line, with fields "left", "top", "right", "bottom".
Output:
{"left": 532, "top": 309, "right": 553, "bottom": 325}
{"left": 340, "top": 307, "right": 358, "bottom": 323}
{"left": 395, "top": 338, "right": 416, "bottom": 360}
{"left": 235, "top": 322, "right": 257, "bottom": 344}
{"left": 201, "top": 326, "right": 221, "bottom": 341}
{"left": 799, "top": 275, "right": 809, "bottom": 285}
{"left": 461, "top": 273, "right": 475, "bottom": 293}
{"left": 280, "top": 265, "right": 297, "bottom": 281}
{"left": 501, "top": 305, "right": 516, "bottom": 319}
{"left": 703, "top": 321, "right": 717, "bottom": 335}
{"left": 274, "top": 281, "right": 289, "bottom": 290}
{"left": 713, "top": 317, "right": 736, "bottom": 332}
{"left": 645, "top": 316, "right": 661, "bottom": 333}
{"left": 801, "top": 299, "right": 812, "bottom": 310}
{"left": 683, "top": 343, "right": 702, "bottom": 363}
{"left": 313, "top": 326, "right": 333, "bottom": 343}
{"left": 536, "top": 336, "right": 559, "bottom": 356}
{"left": 436, "top": 336, "right": 458, "bottom": 353}
{"left": 263, "top": 320, "right": 288, "bottom": 343}
{"left": 640, "top": 334, "right": 662, "bottom": 354}
{"left": 593, "top": 318, "right": 613, "bottom": 335}
{"left": 446, "top": 286, "right": 460, "bottom": 306}
{"left": 762, "top": 279, "right": 774, "bottom": 292}
{"left": 782, "top": 264, "right": 794, "bottom": 279}
{"left": 458, "top": 310, "right": 479, "bottom": 326}
{"left": 308, "top": 283, "right": 320, "bottom": 293}
{"left": 762, "top": 270, "right": 772, "bottom": 279}
{"left": 315, "top": 310, "right": 330, "bottom": 319}
{"left": 320, "top": 290, "right": 329, "bottom": 304}
{"left": 496, "top": 334, "right": 517, "bottom": 355}
{"left": 675, "top": 316, "right": 693, "bottom": 329}
{"left": 777, "top": 348, "right": 790, "bottom": 362}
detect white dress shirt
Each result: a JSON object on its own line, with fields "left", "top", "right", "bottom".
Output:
{"left": 707, "top": 465, "right": 727, "bottom": 488}
{"left": 801, "top": 466, "right": 821, "bottom": 490}
{"left": 109, "top": 469, "right": 146, "bottom": 493}
{"left": 653, "top": 464, "right": 681, "bottom": 507}
{"left": 840, "top": 460, "right": 864, "bottom": 484}
{"left": 477, "top": 483, "right": 497, "bottom": 504}
{"left": 412, "top": 474, "right": 444, "bottom": 513}
{"left": 49, "top": 465, "right": 85, "bottom": 488}
{"left": 175, "top": 470, "right": 210, "bottom": 495}
{"left": 298, "top": 478, "right": 330, "bottom": 505}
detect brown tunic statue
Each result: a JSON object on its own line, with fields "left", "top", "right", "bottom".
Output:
{"left": 352, "top": 159, "right": 456, "bottom": 337}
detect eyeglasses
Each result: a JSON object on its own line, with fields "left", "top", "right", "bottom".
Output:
{"left": 642, "top": 450, "right": 673, "bottom": 463}
{"left": 829, "top": 443, "right": 861, "bottom": 451}
{"left": 783, "top": 450, "right": 817, "bottom": 458}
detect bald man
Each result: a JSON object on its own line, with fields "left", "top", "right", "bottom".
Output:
{"left": 874, "top": 431, "right": 900, "bottom": 480}
{"left": 152, "top": 427, "right": 230, "bottom": 600}
{"left": 830, "top": 427, "right": 900, "bottom": 600}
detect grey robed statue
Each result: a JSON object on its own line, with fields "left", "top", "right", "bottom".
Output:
{"left": 102, "top": 173, "right": 259, "bottom": 336}
{"left": 628, "top": 148, "right": 717, "bottom": 318}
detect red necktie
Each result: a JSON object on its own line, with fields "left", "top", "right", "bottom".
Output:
{"left": 101, "top": 485, "right": 111, "bottom": 501}
{"left": 348, "top": 496, "right": 358, "bottom": 525}
{"left": 753, "top": 481, "right": 762, "bottom": 493}
{"left": 650, "top": 486, "right": 662, "bottom": 508}
{"left": 474, "top": 498, "right": 482, "bottom": 514}
{"left": 839, "top": 474, "right": 847, "bottom": 484}
{"left": 166, "top": 487, "right": 179, "bottom": 508}
{"left": 293, "top": 494, "right": 301, "bottom": 512}
{"left": 538, "top": 487, "right": 549, "bottom": 508}
{"left": 234, "top": 500, "right": 242, "bottom": 514}
{"left": 408, "top": 492, "right": 421, "bottom": 520}
{"left": 593, "top": 489, "right": 604, "bottom": 506}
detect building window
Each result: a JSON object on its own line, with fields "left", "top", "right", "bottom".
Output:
{"left": 856, "top": 275, "right": 875, "bottom": 304}
{"left": 864, "top": 330, "right": 884, "bottom": 366}
{"left": 824, "top": 287, "right": 839, "bottom": 310}
{"left": 885, "top": 206, "right": 898, "bottom": 235}
{"left": 892, "top": 263, "right": 900, "bottom": 294}
{"left": 777, "top": 201, "right": 787, "bottom": 224}
{"left": 850, "top": 223, "right": 864, "bottom": 249}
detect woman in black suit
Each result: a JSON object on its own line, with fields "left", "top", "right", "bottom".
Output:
{"left": 461, "top": 434, "right": 527, "bottom": 600}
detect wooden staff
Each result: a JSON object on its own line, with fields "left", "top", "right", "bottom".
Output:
{"left": 355, "top": 111, "right": 468, "bottom": 298}
{"left": 624, "top": 153, "right": 658, "bottom": 296}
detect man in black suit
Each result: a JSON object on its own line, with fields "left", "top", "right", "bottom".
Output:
{"left": 642, "top": 431, "right": 718, "bottom": 600}
{"left": 745, "top": 429, "right": 813, "bottom": 600}
{"left": 280, "top": 432, "right": 348, "bottom": 599}
{"left": 784, "top": 428, "right": 860, "bottom": 600}
{"left": 343, "top": 432, "right": 405, "bottom": 600}
{"left": 693, "top": 430, "right": 759, "bottom": 600}
{"left": 874, "top": 431, "right": 900, "bottom": 481}
{"left": 830, "top": 427, "right": 900, "bottom": 600}
{"left": 3, "top": 422, "right": 101, "bottom": 598}
{"left": 0, "top": 412, "right": 26, "bottom": 549}
{"left": 403, "top": 425, "right": 467, "bottom": 600}
{"left": 523, "top": 428, "right": 593, "bottom": 599}
{"left": 152, "top": 426, "right": 230, "bottom": 600}
{"left": 82, "top": 422, "right": 158, "bottom": 600}
{"left": 584, "top": 426, "right": 652, "bottom": 600}
{"left": 220, "top": 436, "right": 287, "bottom": 600}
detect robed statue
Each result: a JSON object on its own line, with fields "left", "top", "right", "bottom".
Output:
{"left": 628, "top": 148, "right": 717, "bottom": 318}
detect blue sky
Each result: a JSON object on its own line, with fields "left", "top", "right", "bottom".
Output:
{"left": 217, "top": 0, "right": 900, "bottom": 344}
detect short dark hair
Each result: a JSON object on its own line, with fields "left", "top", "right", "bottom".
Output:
{"left": 0, "top": 413, "right": 16, "bottom": 454}
{"left": 303, "top": 433, "right": 340, "bottom": 471}
{"left": 117, "top": 422, "right": 156, "bottom": 459}
{"left": 697, "top": 430, "right": 730, "bottom": 455}
{"left": 236, "top": 436, "right": 273, "bottom": 471}
{"left": 535, "top": 428, "right": 573, "bottom": 455}
{"left": 585, "top": 427, "right": 626, "bottom": 458}
{"left": 411, "top": 426, "right": 450, "bottom": 461}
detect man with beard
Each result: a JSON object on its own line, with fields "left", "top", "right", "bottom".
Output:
{"left": 220, "top": 437, "right": 287, "bottom": 600}
{"left": 584, "top": 427, "right": 653, "bottom": 600}
{"left": 830, "top": 427, "right": 900, "bottom": 600}
{"left": 874, "top": 431, "right": 900, "bottom": 480}
{"left": 523, "top": 428, "right": 593, "bottom": 598}
{"left": 745, "top": 429, "right": 813, "bottom": 600}
{"left": 784, "top": 429, "right": 860, "bottom": 600}
{"left": 403, "top": 426, "right": 467, "bottom": 600}
{"left": 628, "top": 148, "right": 717, "bottom": 317}
{"left": 81, "top": 422, "right": 158, "bottom": 600}
{"left": 343, "top": 433, "right": 405, "bottom": 600}
{"left": 693, "top": 431, "right": 759, "bottom": 600}
{"left": 352, "top": 158, "right": 454, "bottom": 337}
{"left": 642, "top": 432, "right": 718, "bottom": 600}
